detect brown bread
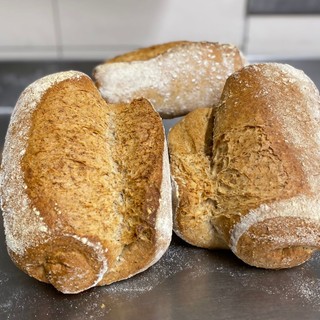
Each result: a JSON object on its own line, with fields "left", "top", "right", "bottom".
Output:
{"left": 0, "top": 71, "right": 172, "bottom": 293}
{"left": 169, "top": 63, "right": 320, "bottom": 269}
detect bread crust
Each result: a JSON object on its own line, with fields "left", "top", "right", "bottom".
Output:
{"left": 107, "top": 41, "right": 189, "bottom": 63}
{"left": 93, "top": 41, "right": 246, "bottom": 118}
{"left": 169, "top": 107, "right": 228, "bottom": 249}
{"left": 169, "top": 63, "right": 320, "bottom": 268}
{"left": 0, "top": 71, "right": 172, "bottom": 293}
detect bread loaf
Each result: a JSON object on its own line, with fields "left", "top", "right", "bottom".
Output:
{"left": 169, "top": 63, "right": 320, "bottom": 269}
{"left": 0, "top": 71, "right": 172, "bottom": 293}
{"left": 93, "top": 41, "right": 246, "bottom": 118}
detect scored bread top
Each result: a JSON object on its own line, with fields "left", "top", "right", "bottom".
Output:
{"left": 93, "top": 41, "right": 246, "bottom": 118}
{"left": 169, "top": 63, "right": 320, "bottom": 269}
{"left": 0, "top": 71, "right": 172, "bottom": 293}
{"left": 222, "top": 64, "right": 320, "bottom": 264}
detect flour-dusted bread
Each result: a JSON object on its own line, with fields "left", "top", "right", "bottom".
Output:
{"left": 0, "top": 71, "right": 172, "bottom": 294}
{"left": 93, "top": 41, "right": 246, "bottom": 118}
{"left": 169, "top": 63, "right": 320, "bottom": 269}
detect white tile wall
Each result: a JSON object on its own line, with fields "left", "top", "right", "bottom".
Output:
{"left": 0, "top": 0, "right": 246, "bottom": 60}
{"left": 60, "top": 0, "right": 246, "bottom": 59}
{"left": 0, "top": 0, "right": 320, "bottom": 60}
{"left": 150, "top": 0, "right": 245, "bottom": 45}
{"left": 0, "top": 0, "right": 57, "bottom": 58}
{"left": 246, "top": 16, "right": 320, "bottom": 58}
{"left": 58, "top": 0, "right": 159, "bottom": 47}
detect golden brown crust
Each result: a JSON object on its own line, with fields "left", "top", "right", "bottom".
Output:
{"left": 93, "top": 41, "right": 246, "bottom": 118}
{"left": 236, "top": 217, "right": 318, "bottom": 269}
{"left": 8, "top": 235, "right": 107, "bottom": 293}
{"left": 107, "top": 41, "right": 189, "bottom": 63}
{"left": 1, "top": 71, "right": 172, "bottom": 293}
{"left": 168, "top": 63, "right": 320, "bottom": 269}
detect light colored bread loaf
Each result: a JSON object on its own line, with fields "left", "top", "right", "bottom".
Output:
{"left": 169, "top": 63, "right": 320, "bottom": 269}
{"left": 0, "top": 71, "right": 172, "bottom": 293}
{"left": 93, "top": 41, "right": 246, "bottom": 118}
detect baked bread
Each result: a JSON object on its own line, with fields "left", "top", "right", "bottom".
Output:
{"left": 169, "top": 63, "right": 320, "bottom": 269}
{"left": 93, "top": 41, "right": 246, "bottom": 118}
{"left": 0, "top": 71, "right": 172, "bottom": 294}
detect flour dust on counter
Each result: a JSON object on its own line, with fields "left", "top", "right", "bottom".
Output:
{"left": 79, "top": 243, "right": 211, "bottom": 315}
{"left": 225, "top": 254, "right": 320, "bottom": 310}
{"left": 1, "top": 230, "right": 320, "bottom": 319}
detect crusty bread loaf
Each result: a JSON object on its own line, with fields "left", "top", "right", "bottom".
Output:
{"left": 0, "top": 71, "right": 172, "bottom": 293}
{"left": 93, "top": 41, "right": 246, "bottom": 118}
{"left": 169, "top": 63, "right": 320, "bottom": 269}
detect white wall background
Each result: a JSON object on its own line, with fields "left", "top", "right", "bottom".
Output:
{"left": 0, "top": 0, "right": 319, "bottom": 60}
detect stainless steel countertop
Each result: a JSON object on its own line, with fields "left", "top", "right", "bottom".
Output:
{"left": 1, "top": 59, "right": 320, "bottom": 319}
